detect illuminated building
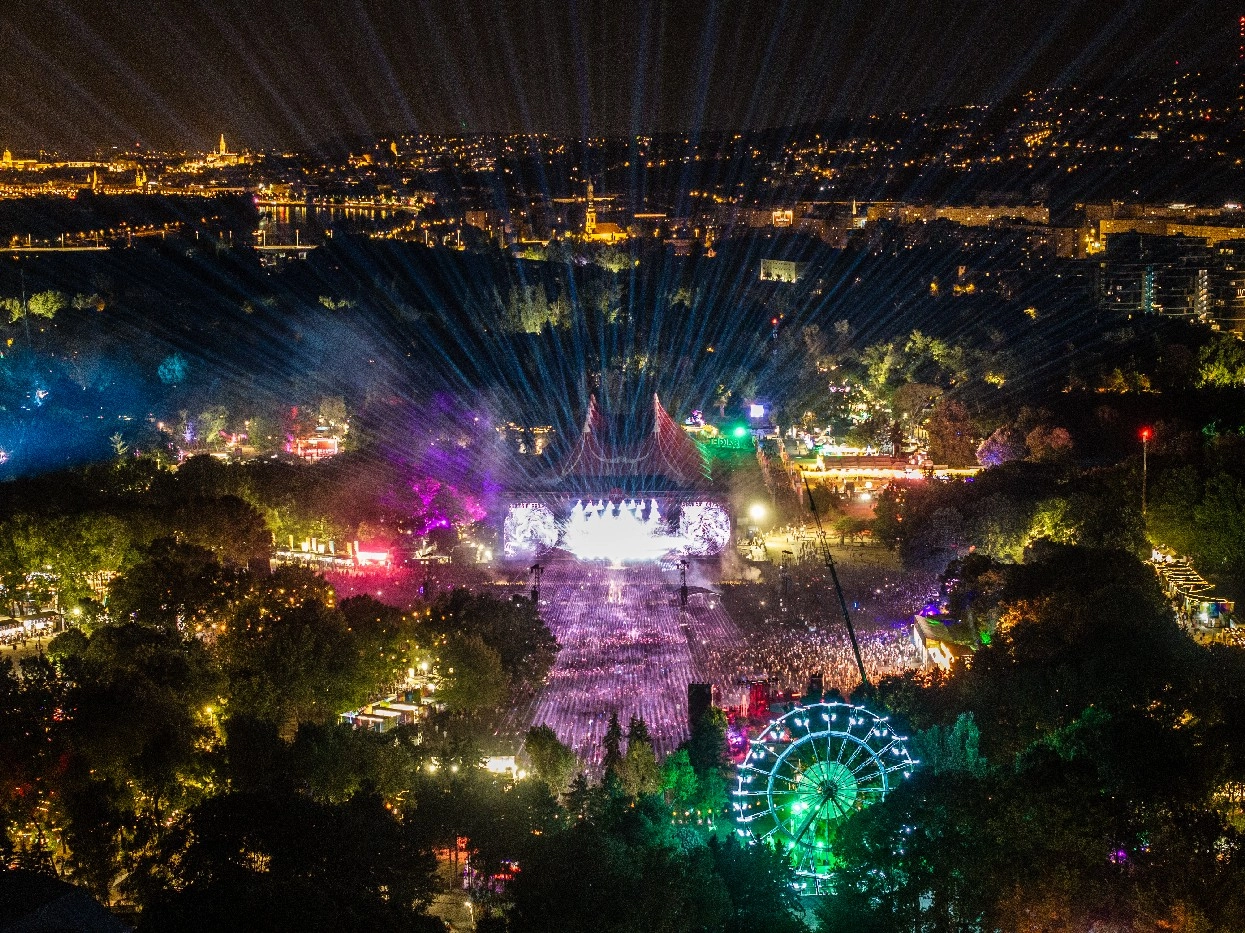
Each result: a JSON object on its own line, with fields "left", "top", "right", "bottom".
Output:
{"left": 1239, "top": 14, "right": 1245, "bottom": 116}
{"left": 0, "top": 149, "right": 39, "bottom": 171}
{"left": 201, "top": 133, "right": 247, "bottom": 168}
{"left": 288, "top": 433, "right": 340, "bottom": 461}
{"left": 1098, "top": 233, "right": 1214, "bottom": 319}
{"left": 759, "top": 258, "right": 806, "bottom": 283}
{"left": 912, "top": 607, "right": 981, "bottom": 670}
{"left": 900, "top": 204, "right": 1050, "bottom": 226}
{"left": 1212, "top": 240, "right": 1245, "bottom": 334}
{"left": 582, "top": 181, "right": 627, "bottom": 243}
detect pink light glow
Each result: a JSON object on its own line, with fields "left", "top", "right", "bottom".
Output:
{"left": 354, "top": 547, "right": 392, "bottom": 567}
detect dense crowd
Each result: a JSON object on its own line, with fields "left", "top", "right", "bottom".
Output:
{"left": 705, "top": 616, "right": 915, "bottom": 696}
{"left": 524, "top": 560, "right": 925, "bottom": 768}
{"left": 528, "top": 564, "right": 707, "bottom": 764}
{"left": 322, "top": 560, "right": 499, "bottom": 604}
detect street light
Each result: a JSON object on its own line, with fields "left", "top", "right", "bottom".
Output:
{"left": 1140, "top": 426, "right": 1152, "bottom": 515}
{"left": 748, "top": 503, "right": 767, "bottom": 522}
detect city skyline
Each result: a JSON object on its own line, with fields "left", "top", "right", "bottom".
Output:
{"left": 0, "top": 0, "right": 1235, "bottom": 152}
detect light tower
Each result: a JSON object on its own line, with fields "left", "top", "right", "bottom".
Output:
{"left": 1140, "top": 426, "right": 1153, "bottom": 515}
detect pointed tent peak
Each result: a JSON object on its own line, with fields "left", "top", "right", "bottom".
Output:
{"left": 582, "top": 395, "right": 603, "bottom": 435}
{"left": 558, "top": 394, "right": 709, "bottom": 488}
{"left": 652, "top": 394, "right": 685, "bottom": 435}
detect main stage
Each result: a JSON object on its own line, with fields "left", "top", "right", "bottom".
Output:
{"left": 500, "top": 395, "right": 732, "bottom": 565}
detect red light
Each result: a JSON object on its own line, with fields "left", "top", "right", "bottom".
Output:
{"left": 1140, "top": 427, "right": 1153, "bottom": 442}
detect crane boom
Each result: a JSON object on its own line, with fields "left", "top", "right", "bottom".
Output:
{"left": 802, "top": 474, "right": 869, "bottom": 688}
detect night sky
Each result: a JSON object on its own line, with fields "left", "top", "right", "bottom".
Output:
{"left": 0, "top": 0, "right": 1233, "bottom": 152}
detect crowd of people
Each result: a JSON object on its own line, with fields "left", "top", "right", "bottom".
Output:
{"left": 322, "top": 560, "right": 495, "bottom": 604}
{"left": 528, "top": 564, "right": 707, "bottom": 765}
{"left": 711, "top": 616, "right": 914, "bottom": 695}
{"left": 523, "top": 560, "right": 925, "bottom": 768}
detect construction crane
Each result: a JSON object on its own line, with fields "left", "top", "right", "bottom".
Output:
{"left": 802, "top": 474, "right": 869, "bottom": 688}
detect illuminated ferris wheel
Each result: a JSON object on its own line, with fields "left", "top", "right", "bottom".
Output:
{"left": 733, "top": 702, "right": 916, "bottom": 885}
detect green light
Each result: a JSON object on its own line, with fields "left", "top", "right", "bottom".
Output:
{"left": 732, "top": 426, "right": 747, "bottom": 438}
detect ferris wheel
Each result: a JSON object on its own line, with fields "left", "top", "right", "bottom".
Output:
{"left": 732, "top": 701, "right": 916, "bottom": 885}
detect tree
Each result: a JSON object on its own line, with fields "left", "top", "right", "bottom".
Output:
{"left": 71, "top": 292, "right": 105, "bottom": 312}
{"left": 710, "top": 837, "right": 808, "bottom": 933}
{"left": 1, "top": 296, "right": 23, "bottom": 323}
{"left": 524, "top": 725, "right": 578, "bottom": 796}
{"left": 661, "top": 749, "right": 700, "bottom": 813}
{"left": 508, "top": 284, "right": 553, "bottom": 333}
{"left": 975, "top": 425, "right": 1026, "bottom": 468}
{"left": 286, "top": 721, "right": 419, "bottom": 804}
{"left": 157, "top": 353, "right": 188, "bottom": 385}
{"left": 436, "top": 634, "right": 506, "bottom": 713}
{"left": 892, "top": 382, "right": 943, "bottom": 426}
{"left": 108, "top": 540, "right": 243, "bottom": 634}
{"left": 860, "top": 341, "right": 899, "bottom": 398}
{"left": 218, "top": 571, "right": 377, "bottom": 736}
{"left": 602, "top": 712, "right": 624, "bottom": 775}
{"left": 422, "top": 590, "right": 557, "bottom": 692}
{"left": 1197, "top": 334, "right": 1245, "bottom": 387}
{"left": 58, "top": 778, "right": 132, "bottom": 900}
{"left": 901, "top": 504, "right": 968, "bottom": 572}
{"left": 1025, "top": 424, "right": 1073, "bottom": 463}
{"left": 1194, "top": 474, "right": 1245, "bottom": 574}
{"left": 626, "top": 715, "right": 652, "bottom": 748}
{"left": 871, "top": 486, "right": 903, "bottom": 549}
{"left": 1148, "top": 465, "right": 1201, "bottom": 557}
{"left": 130, "top": 789, "right": 441, "bottom": 933}
{"left": 167, "top": 496, "right": 272, "bottom": 565}
{"left": 194, "top": 407, "right": 230, "bottom": 449}
{"left": 26, "top": 290, "right": 67, "bottom": 320}
{"left": 0, "top": 654, "right": 72, "bottom": 849}
{"left": 683, "top": 708, "right": 731, "bottom": 816}
{"left": 909, "top": 713, "right": 988, "bottom": 777}
{"left": 925, "top": 398, "right": 978, "bottom": 467}
{"left": 617, "top": 740, "right": 661, "bottom": 799}
{"left": 505, "top": 821, "right": 732, "bottom": 933}
{"left": 317, "top": 396, "right": 348, "bottom": 431}
{"left": 48, "top": 619, "right": 223, "bottom": 894}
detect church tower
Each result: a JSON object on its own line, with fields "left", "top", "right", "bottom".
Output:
{"left": 584, "top": 181, "right": 597, "bottom": 237}
{"left": 219, "top": 133, "right": 227, "bottom": 156}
